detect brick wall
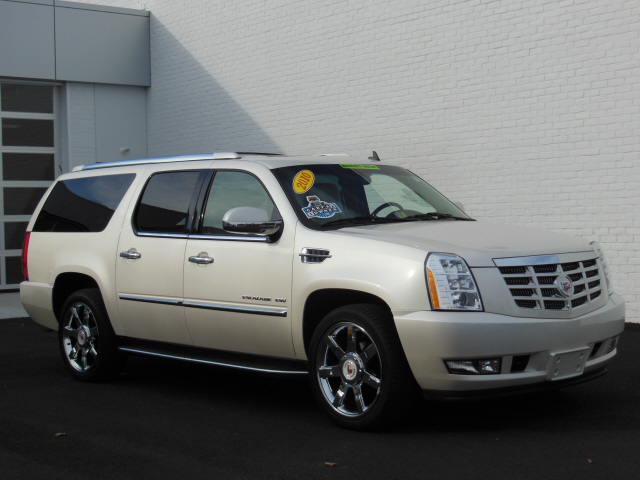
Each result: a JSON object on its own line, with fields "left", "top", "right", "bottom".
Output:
{"left": 77, "top": 0, "right": 640, "bottom": 321}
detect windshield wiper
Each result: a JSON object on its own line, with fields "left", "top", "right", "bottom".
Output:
{"left": 321, "top": 216, "right": 411, "bottom": 228}
{"left": 405, "top": 212, "right": 475, "bottom": 221}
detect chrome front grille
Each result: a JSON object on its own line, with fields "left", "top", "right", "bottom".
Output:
{"left": 499, "top": 258, "right": 602, "bottom": 311}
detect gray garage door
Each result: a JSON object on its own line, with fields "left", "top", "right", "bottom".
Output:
{"left": 0, "top": 82, "right": 57, "bottom": 290}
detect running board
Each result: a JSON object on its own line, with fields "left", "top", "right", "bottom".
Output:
{"left": 117, "top": 338, "right": 308, "bottom": 377}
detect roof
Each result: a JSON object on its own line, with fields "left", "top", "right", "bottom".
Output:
{"left": 72, "top": 152, "right": 383, "bottom": 172}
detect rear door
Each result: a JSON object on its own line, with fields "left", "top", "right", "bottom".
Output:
{"left": 116, "top": 166, "right": 210, "bottom": 344}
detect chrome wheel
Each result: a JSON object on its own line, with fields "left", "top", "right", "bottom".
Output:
{"left": 62, "top": 302, "right": 99, "bottom": 372}
{"left": 316, "top": 322, "right": 382, "bottom": 417}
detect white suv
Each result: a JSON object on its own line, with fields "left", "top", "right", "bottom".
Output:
{"left": 20, "top": 152, "right": 625, "bottom": 429}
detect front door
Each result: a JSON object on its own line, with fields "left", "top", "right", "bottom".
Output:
{"left": 183, "top": 170, "right": 295, "bottom": 358}
{"left": 116, "top": 169, "right": 204, "bottom": 345}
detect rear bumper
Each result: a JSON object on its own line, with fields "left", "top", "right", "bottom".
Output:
{"left": 20, "top": 281, "right": 57, "bottom": 330}
{"left": 395, "top": 293, "right": 625, "bottom": 393}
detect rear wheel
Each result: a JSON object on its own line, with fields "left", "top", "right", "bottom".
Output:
{"left": 309, "top": 304, "right": 417, "bottom": 430}
{"left": 58, "top": 288, "right": 122, "bottom": 381}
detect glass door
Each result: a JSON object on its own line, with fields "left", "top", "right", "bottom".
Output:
{"left": 0, "top": 83, "right": 58, "bottom": 290}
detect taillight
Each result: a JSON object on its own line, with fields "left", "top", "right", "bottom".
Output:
{"left": 22, "top": 232, "right": 30, "bottom": 282}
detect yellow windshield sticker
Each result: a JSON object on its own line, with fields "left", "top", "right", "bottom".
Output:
{"left": 340, "top": 164, "right": 379, "bottom": 170}
{"left": 293, "top": 170, "right": 315, "bottom": 194}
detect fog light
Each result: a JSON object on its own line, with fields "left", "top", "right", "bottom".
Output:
{"left": 445, "top": 358, "right": 501, "bottom": 375}
{"left": 606, "top": 336, "right": 618, "bottom": 354}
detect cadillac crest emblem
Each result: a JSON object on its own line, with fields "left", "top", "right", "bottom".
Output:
{"left": 555, "top": 274, "right": 574, "bottom": 297}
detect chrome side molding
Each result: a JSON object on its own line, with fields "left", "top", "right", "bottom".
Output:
{"left": 182, "top": 301, "right": 287, "bottom": 317}
{"left": 119, "top": 295, "right": 287, "bottom": 317}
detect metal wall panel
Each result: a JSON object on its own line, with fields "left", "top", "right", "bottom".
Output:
{"left": 54, "top": 6, "right": 151, "bottom": 86}
{"left": 94, "top": 84, "right": 147, "bottom": 163}
{"left": 0, "top": 1, "right": 56, "bottom": 80}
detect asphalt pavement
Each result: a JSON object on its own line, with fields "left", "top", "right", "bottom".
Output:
{"left": 2, "top": 317, "right": 639, "bottom": 480}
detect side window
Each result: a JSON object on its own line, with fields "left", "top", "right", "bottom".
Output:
{"left": 33, "top": 173, "right": 136, "bottom": 232}
{"left": 201, "top": 171, "right": 279, "bottom": 235}
{"left": 135, "top": 171, "right": 200, "bottom": 233}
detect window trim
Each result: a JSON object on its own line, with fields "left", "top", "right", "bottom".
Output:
{"left": 31, "top": 173, "right": 137, "bottom": 234}
{"left": 191, "top": 168, "right": 284, "bottom": 243}
{"left": 132, "top": 169, "right": 208, "bottom": 237}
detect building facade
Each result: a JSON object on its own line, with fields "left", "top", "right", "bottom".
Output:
{"left": 1, "top": 0, "right": 639, "bottom": 323}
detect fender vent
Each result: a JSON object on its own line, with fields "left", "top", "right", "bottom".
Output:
{"left": 300, "top": 248, "right": 332, "bottom": 264}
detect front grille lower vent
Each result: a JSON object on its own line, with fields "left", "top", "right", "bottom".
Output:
{"left": 537, "top": 276, "right": 556, "bottom": 285}
{"left": 511, "top": 355, "right": 530, "bottom": 373}
{"left": 571, "top": 296, "right": 588, "bottom": 308}
{"left": 299, "top": 248, "right": 332, "bottom": 264}
{"left": 515, "top": 299, "right": 538, "bottom": 309}
{"left": 501, "top": 256, "right": 603, "bottom": 312}
{"left": 499, "top": 266, "right": 528, "bottom": 275}
{"left": 510, "top": 288, "right": 537, "bottom": 297}
{"left": 541, "top": 288, "right": 559, "bottom": 297}
{"left": 561, "top": 262, "right": 580, "bottom": 272}
{"left": 544, "top": 300, "right": 566, "bottom": 310}
{"left": 534, "top": 264, "right": 559, "bottom": 274}
{"left": 573, "top": 284, "right": 586, "bottom": 295}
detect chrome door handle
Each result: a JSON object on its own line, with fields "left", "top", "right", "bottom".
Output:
{"left": 120, "top": 251, "right": 142, "bottom": 260}
{"left": 189, "top": 255, "right": 214, "bottom": 265}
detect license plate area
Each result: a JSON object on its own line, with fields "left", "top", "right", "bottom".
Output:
{"left": 546, "top": 347, "right": 590, "bottom": 381}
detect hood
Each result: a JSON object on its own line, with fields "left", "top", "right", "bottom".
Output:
{"left": 333, "top": 220, "right": 593, "bottom": 267}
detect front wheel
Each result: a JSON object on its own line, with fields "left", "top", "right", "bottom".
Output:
{"left": 309, "top": 304, "right": 417, "bottom": 430}
{"left": 58, "top": 288, "right": 122, "bottom": 381}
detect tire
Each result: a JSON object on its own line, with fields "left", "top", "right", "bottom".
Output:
{"left": 308, "top": 304, "right": 417, "bottom": 430}
{"left": 58, "top": 288, "right": 122, "bottom": 381}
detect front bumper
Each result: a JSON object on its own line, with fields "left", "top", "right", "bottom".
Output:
{"left": 394, "top": 293, "right": 625, "bottom": 393}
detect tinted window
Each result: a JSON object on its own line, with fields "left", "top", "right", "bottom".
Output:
{"left": 4, "top": 187, "right": 49, "bottom": 215}
{"left": 2, "top": 153, "right": 55, "bottom": 181}
{"left": 1, "top": 118, "right": 54, "bottom": 147}
{"left": 1, "top": 84, "right": 53, "bottom": 113}
{"left": 136, "top": 171, "right": 200, "bottom": 233}
{"left": 4, "top": 222, "right": 28, "bottom": 250}
{"left": 201, "top": 171, "right": 279, "bottom": 235}
{"left": 5, "top": 256, "right": 23, "bottom": 284}
{"left": 33, "top": 174, "right": 135, "bottom": 233}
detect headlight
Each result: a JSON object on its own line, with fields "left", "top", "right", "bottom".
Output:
{"left": 426, "top": 253, "right": 483, "bottom": 311}
{"left": 590, "top": 241, "right": 613, "bottom": 295}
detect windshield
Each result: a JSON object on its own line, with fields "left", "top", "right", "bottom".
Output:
{"left": 271, "top": 163, "right": 471, "bottom": 229}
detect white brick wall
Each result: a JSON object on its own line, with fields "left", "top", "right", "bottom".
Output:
{"left": 77, "top": 0, "right": 640, "bottom": 322}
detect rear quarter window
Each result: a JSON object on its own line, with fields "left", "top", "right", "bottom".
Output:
{"left": 32, "top": 173, "right": 136, "bottom": 232}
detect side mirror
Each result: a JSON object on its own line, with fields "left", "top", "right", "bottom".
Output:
{"left": 222, "top": 207, "right": 283, "bottom": 237}
{"left": 452, "top": 200, "right": 465, "bottom": 212}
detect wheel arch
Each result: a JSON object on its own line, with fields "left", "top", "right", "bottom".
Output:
{"left": 52, "top": 272, "right": 100, "bottom": 322}
{"left": 302, "top": 288, "right": 392, "bottom": 357}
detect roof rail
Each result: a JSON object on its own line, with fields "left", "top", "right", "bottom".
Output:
{"left": 236, "top": 152, "right": 284, "bottom": 156}
{"left": 315, "top": 153, "right": 350, "bottom": 157}
{"left": 76, "top": 152, "right": 242, "bottom": 172}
